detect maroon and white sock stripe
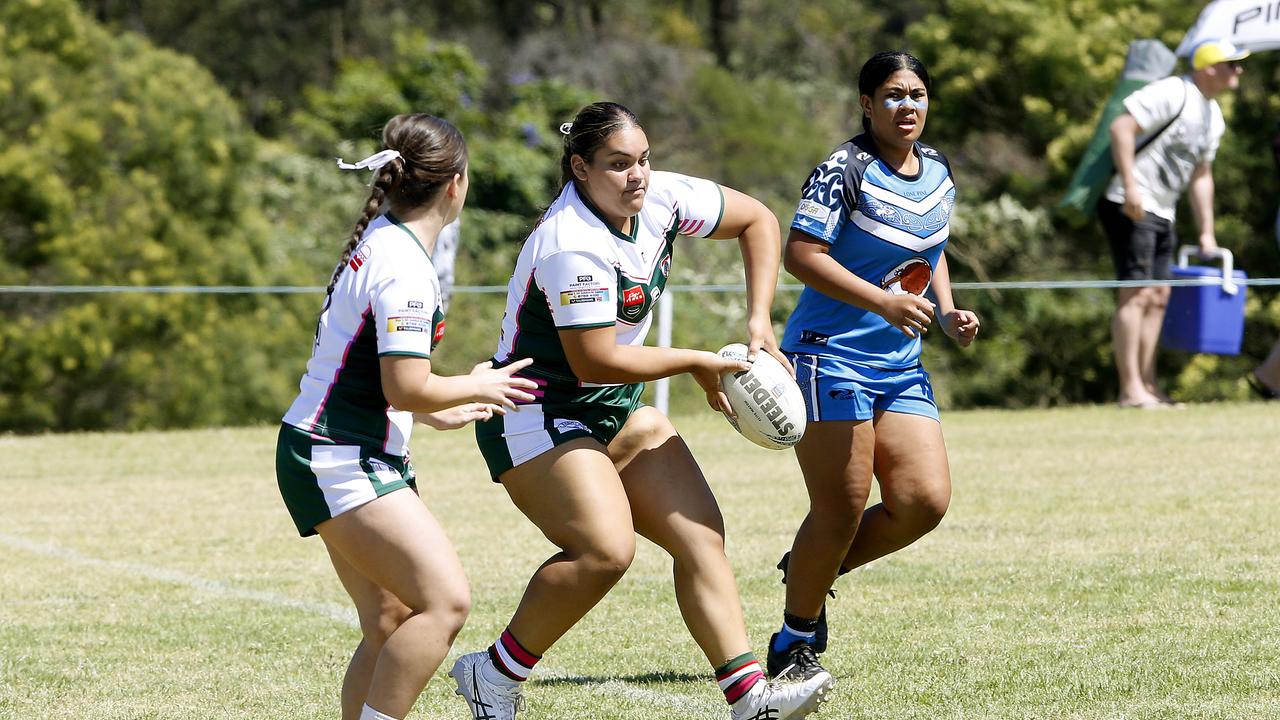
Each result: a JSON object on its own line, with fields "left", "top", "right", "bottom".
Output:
{"left": 488, "top": 628, "right": 540, "bottom": 681}
{"left": 716, "top": 654, "right": 765, "bottom": 705}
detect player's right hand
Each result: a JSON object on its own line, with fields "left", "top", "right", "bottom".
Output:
{"left": 691, "top": 352, "right": 750, "bottom": 416}
{"left": 879, "top": 293, "right": 935, "bottom": 338}
{"left": 469, "top": 358, "right": 539, "bottom": 409}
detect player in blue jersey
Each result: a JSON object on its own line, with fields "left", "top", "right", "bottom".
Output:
{"left": 275, "top": 114, "right": 537, "bottom": 720}
{"left": 765, "top": 52, "right": 980, "bottom": 681}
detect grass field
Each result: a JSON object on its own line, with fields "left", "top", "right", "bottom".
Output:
{"left": 2, "top": 403, "right": 1278, "bottom": 720}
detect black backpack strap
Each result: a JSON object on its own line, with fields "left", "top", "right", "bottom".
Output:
{"left": 1136, "top": 79, "right": 1188, "bottom": 155}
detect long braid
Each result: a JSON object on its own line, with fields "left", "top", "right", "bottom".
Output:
{"left": 322, "top": 113, "right": 465, "bottom": 308}
{"left": 326, "top": 162, "right": 402, "bottom": 298}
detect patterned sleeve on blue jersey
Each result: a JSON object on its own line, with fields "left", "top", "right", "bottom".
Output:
{"left": 791, "top": 144, "right": 855, "bottom": 244}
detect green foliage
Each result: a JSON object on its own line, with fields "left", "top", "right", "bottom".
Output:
{"left": 9, "top": 0, "right": 1278, "bottom": 432}
{"left": 289, "top": 30, "right": 594, "bottom": 261}
{"left": 677, "top": 64, "right": 849, "bottom": 211}
{"left": 0, "top": 0, "right": 313, "bottom": 432}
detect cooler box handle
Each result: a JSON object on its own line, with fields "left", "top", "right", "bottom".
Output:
{"left": 1176, "top": 245, "right": 1237, "bottom": 295}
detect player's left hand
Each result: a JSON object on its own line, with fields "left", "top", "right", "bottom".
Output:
{"left": 746, "top": 315, "right": 794, "bottom": 378}
{"left": 414, "top": 403, "right": 501, "bottom": 431}
{"left": 941, "top": 309, "right": 980, "bottom": 347}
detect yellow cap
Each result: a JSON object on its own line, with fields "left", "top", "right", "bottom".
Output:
{"left": 1191, "top": 39, "right": 1250, "bottom": 71}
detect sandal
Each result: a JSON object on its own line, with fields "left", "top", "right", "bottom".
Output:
{"left": 1118, "top": 398, "right": 1168, "bottom": 410}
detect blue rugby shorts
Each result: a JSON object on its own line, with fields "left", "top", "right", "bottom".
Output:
{"left": 786, "top": 352, "right": 939, "bottom": 423}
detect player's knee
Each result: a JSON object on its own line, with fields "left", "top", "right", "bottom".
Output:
{"left": 910, "top": 489, "right": 950, "bottom": 532}
{"left": 434, "top": 585, "right": 472, "bottom": 639}
{"left": 810, "top": 493, "right": 866, "bottom": 531}
{"left": 579, "top": 537, "right": 636, "bottom": 584}
{"left": 667, "top": 521, "right": 728, "bottom": 567}
{"left": 363, "top": 601, "right": 414, "bottom": 647}
{"left": 621, "top": 408, "right": 676, "bottom": 450}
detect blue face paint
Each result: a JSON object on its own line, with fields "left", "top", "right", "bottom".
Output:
{"left": 883, "top": 96, "right": 928, "bottom": 111}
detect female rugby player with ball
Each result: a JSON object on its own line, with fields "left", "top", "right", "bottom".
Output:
{"left": 766, "top": 51, "right": 979, "bottom": 682}
{"left": 275, "top": 114, "right": 537, "bottom": 720}
{"left": 450, "top": 101, "right": 833, "bottom": 720}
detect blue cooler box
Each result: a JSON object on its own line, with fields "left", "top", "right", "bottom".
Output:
{"left": 1160, "top": 248, "right": 1246, "bottom": 355}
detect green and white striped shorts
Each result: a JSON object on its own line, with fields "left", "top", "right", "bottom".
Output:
{"left": 275, "top": 424, "right": 416, "bottom": 537}
{"left": 474, "top": 383, "right": 644, "bottom": 482}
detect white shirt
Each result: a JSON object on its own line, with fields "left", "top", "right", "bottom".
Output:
{"left": 493, "top": 171, "right": 724, "bottom": 393}
{"left": 1105, "top": 75, "right": 1225, "bottom": 221}
{"left": 283, "top": 214, "right": 444, "bottom": 455}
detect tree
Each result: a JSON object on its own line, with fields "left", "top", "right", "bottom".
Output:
{"left": 0, "top": 0, "right": 314, "bottom": 431}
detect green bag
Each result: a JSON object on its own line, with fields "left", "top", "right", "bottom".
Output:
{"left": 1059, "top": 40, "right": 1178, "bottom": 215}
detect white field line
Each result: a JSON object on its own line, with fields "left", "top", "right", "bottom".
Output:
{"left": 0, "top": 532, "right": 724, "bottom": 717}
{"left": 0, "top": 531, "right": 359, "bottom": 626}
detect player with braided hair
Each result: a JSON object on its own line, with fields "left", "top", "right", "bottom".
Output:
{"left": 276, "top": 113, "right": 537, "bottom": 720}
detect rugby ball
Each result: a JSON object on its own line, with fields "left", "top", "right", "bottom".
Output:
{"left": 717, "top": 343, "right": 806, "bottom": 450}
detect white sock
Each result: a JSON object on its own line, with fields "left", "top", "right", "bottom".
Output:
{"left": 359, "top": 704, "right": 399, "bottom": 720}
{"left": 480, "top": 652, "right": 522, "bottom": 688}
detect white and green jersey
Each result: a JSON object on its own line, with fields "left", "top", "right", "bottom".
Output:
{"left": 283, "top": 213, "right": 445, "bottom": 455}
{"left": 493, "top": 170, "right": 724, "bottom": 396}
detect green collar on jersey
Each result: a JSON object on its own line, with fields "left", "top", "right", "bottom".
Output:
{"left": 575, "top": 186, "right": 640, "bottom": 244}
{"left": 385, "top": 212, "right": 431, "bottom": 259}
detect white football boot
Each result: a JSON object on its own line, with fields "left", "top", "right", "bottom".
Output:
{"left": 729, "top": 670, "right": 834, "bottom": 720}
{"left": 449, "top": 651, "right": 526, "bottom": 720}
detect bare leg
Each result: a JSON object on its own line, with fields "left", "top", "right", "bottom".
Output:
{"left": 326, "top": 545, "right": 412, "bottom": 720}
{"left": 500, "top": 439, "right": 636, "bottom": 655}
{"left": 1138, "top": 285, "right": 1172, "bottom": 400}
{"left": 1254, "top": 338, "right": 1280, "bottom": 391}
{"left": 609, "top": 407, "right": 749, "bottom": 665}
{"left": 784, "top": 419, "right": 876, "bottom": 620}
{"left": 1113, "top": 286, "right": 1162, "bottom": 406}
{"left": 839, "top": 411, "right": 951, "bottom": 571}
{"left": 318, "top": 489, "right": 471, "bottom": 718}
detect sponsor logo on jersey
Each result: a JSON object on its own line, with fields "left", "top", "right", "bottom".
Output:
{"left": 387, "top": 316, "right": 430, "bottom": 333}
{"left": 568, "top": 274, "right": 601, "bottom": 290}
{"left": 553, "top": 418, "right": 589, "bottom": 435}
{"left": 407, "top": 300, "right": 424, "bottom": 309}
{"left": 659, "top": 253, "right": 672, "bottom": 278}
{"left": 560, "top": 288, "right": 610, "bottom": 305}
{"left": 348, "top": 246, "right": 371, "bottom": 271}
{"left": 880, "top": 257, "right": 933, "bottom": 296}
{"left": 799, "top": 330, "right": 830, "bottom": 345}
{"left": 797, "top": 199, "right": 831, "bottom": 224}
{"left": 620, "top": 285, "right": 646, "bottom": 321}
{"left": 433, "top": 319, "right": 446, "bottom": 345}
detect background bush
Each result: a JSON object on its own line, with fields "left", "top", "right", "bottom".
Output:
{"left": 3, "top": 0, "right": 1277, "bottom": 431}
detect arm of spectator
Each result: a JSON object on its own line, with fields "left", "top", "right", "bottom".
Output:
{"left": 1109, "top": 112, "right": 1146, "bottom": 222}
{"left": 1187, "top": 161, "right": 1219, "bottom": 257}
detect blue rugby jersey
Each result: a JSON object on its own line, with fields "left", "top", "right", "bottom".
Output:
{"left": 781, "top": 134, "right": 955, "bottom": 369}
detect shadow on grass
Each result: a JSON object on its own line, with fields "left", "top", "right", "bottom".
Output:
{"left": 533, "top": 671, "right": 706, "bottom": 687}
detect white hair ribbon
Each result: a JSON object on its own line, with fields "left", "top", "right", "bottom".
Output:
{"left": 559, "top": 122, "right": 573, "bottom": 136}
{"left": 335, "top": 149, "right": 402, "bottom": 172}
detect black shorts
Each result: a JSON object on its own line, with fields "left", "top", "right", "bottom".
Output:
{"left": 1097, "top": 199, "right": 1176, "bottom": 281}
